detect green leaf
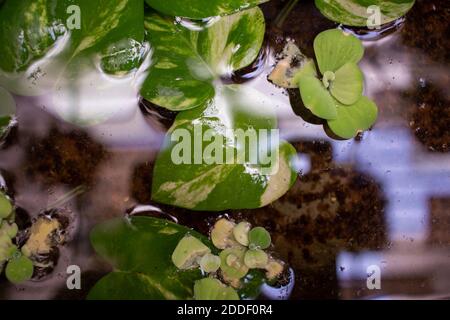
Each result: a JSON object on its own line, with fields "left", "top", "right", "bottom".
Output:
{"left": 330, "top": 62, "right": 364, "bottom": 105}
{"left": 0, "top": 87, "right": 15, "bottom": 116}
{"left": 328, "top": 96, "right": 378, "bottom": 139}
{"left": 0, "top": 0, "right": 146, "bottom": 125}
{"left": 0, "top": 192, "right": 13, "bottom": 219}
{"left": 145, "top": 0, "right": 268, "bottom": 19}
{"left": 315, "top": 0, "right": 416, "bottom": 27}
{"left": 141, "top": 8, "right": 265, "bottom": 111}
{"left": 238, "top": 269, "right": 266, "bottom": 299}
{"left": 0, "top": 86, "right": 16, "bottom": 141}
{"left": 5, "top": 254, "right": 34, "bottom": 284}
{"left": 151, "top": 85, "right": 298, "bottom": 211}
{"left": 88, "top": 216, "right": 211, "bottom": 300}
{"left": 88, "top": 216, "right": 265, "bottom": 299}
{"left": 314, "top": 29, "right": 364, "bottom": 74}
{"left": 298, "top": 76, "right": 338, "bottom": 120}
{"left": 0, "top": 0, "right": 145, "bottom": 75}
{"left": 88, "top": 271, "right": 188, "bottom": 300}
{"left": 194, "top": 278, "right": 239, "bottom": 300}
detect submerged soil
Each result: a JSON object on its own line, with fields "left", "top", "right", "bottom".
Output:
{"left": 0, "top": 0, "right": 449, "bottom": 299}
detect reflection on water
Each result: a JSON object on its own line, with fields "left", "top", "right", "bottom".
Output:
{"left": 0, "top": 0, "right": 449, "bottom": 299}
{"left": 341, "top": 17, "right": 406, "bottom": 41}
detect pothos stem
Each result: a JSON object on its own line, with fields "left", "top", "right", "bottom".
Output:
{"left": 274, "top": 0, "right": 300, "bottom": 29}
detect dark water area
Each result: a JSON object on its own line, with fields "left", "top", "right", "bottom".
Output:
{"left": 0, "top": 0, "right": 449, "bottom": 299}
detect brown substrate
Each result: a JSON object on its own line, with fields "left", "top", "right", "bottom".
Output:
{"left": 407, "top": 84, "right": 450, "bottom": 152}
{"left": 24, "top": 127, "right": 108, "bottom": 187}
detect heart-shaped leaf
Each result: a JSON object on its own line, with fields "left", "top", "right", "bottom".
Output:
{"left": 145, "top": 0, "right": 268, "bottom": 19}
{"left": 152, "top": 85, "right": 298, "bottom": 211}
{"left": 88, "top": 216, "right": 265, "bottom": 300}
{"left": 141, "top": 8, "right": 265, "bottom": 111}
{"left": 88, "top": 216, "right": 212, "bottom": 300}
{"left": 327, "top": 96, "right": 378, "bottom": 139}
{"left": 194, "top": 278, "right": 240, "bottom": 300}
{"left": 315, "top": 0, "right": 416, "bottom": 27}
{"left": 298, "top": 76, "right": 338, "bottom": 120}
{"left": 314, "top": 29, "right": 364, "bottom": 75}
{"left": 330, "top": 62, "right": 364, "bottom": 105}
{"left": 88, "top": 271, "right": 187, "bottom": 300}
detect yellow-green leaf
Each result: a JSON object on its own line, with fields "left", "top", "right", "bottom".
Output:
{"left": 298, "top": 75, "right": 338, "bottom": 120}
{"left": 328, "top": 96, "right": 378, "bottom": 139}
{"left": 330, "top": 62, "right": 364, "bottom": 105}
{"left": 314, "top": 29, "right": 364, "bottom": 74}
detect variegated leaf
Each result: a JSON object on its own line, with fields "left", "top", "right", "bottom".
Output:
{"left": 88, "top": 216, "right": 265, "bottom": 299}
{"left": 141, "top": 8, "right": 265, "bottom": 111}
{"left": 0, "top": 0, "right": 146, "bottom": 125}
{"left": 152, "top": 85, "right": 298, "bottom": 211}
{"left": 315, "top": 0, "right": 416, "bottom": 27}
{"left": 145, "top": 0, "right": 268, "bottom": 19}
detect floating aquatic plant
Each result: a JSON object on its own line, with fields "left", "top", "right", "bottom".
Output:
{"left": 171, "top": 217, "right": 285, "bottom": 300}
{"left": 88, "top": 216, "right": 281, "bottom": 300}
{"left": 270, "top": 29, "right": 378, "bottom": 139}
{"left": 145, "top": 6, "right": 298, "bottom": 211}
{"left": 0, "top": 191, "right": 34, "bottom": 284}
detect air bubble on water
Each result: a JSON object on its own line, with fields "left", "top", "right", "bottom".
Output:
{"left": 419, "top": 77, "right": 427, "bottom": 88}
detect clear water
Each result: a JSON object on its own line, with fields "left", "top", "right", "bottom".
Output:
{"left": 0, "top": 0, "right": 449, "bottom": 299}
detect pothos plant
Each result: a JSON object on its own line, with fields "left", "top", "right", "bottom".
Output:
{"left": 0, "top": 0, "right": 298, "bottom": 212}
{"left": 143, "top": 7, "right": 298, "bottom": 211}
{"left": 0, "top": 87, "right": 16, "bottom": 145}
{"left": 314, "top": 0, "right": 416, "bottom": 27}
{"left": 88, "top": 216, "right": 285, "bottom": 300}
{"left": 270, "top": 29, "right": 378, "bottom": 139}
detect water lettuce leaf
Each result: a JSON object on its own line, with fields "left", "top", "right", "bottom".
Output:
{"left": 330, "top": 62, "right": 363, "bottom": 105}
{"left": 141, "top": 8, "right": 265, "bottom": 111}
{"left": 298, "top": 75, "right": 338, "bottom": 120}
{"left": 328, "top": 96, "right": 378, "bottom": 139}
{"left": 270, "top": 30, "right": 377, "bottom": 139}
{"left": 314, "top": 29, "right": 364, "bottom": 75}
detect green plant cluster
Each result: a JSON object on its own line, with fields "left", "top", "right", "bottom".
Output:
{"left": 171, "top": 218, "right": 284, "bottom": 300}
{"left": 88, "top": 216, "right": 272, "bottom": 300}
{"left": 0, "top": 192, "right": 34, "bottom": 284}
{"left": 270, "top": 29, "right": 378, "bottom": 139}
